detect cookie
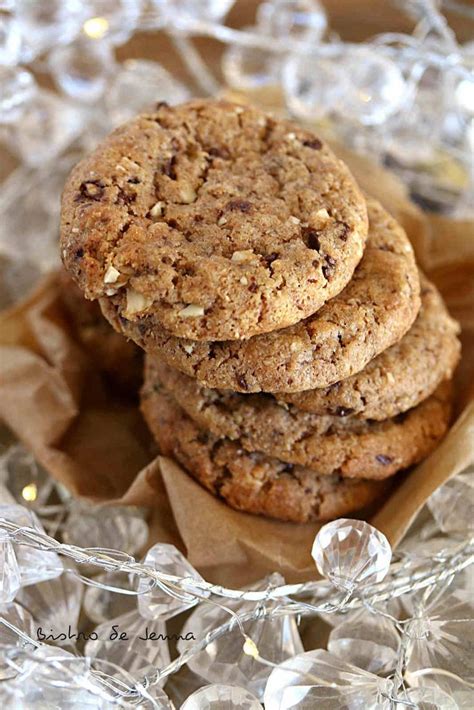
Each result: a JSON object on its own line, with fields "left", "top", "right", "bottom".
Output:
{"left": 58, "top": 270, "right": 143, "bottom": 396}
{"left": 140, "top": 384, "right": 387, "bottom": 523}
{"left": 279, "top": 274, "right": 460, "bottom": 419}
{"left": 144, "top": 357, "right": 452, "bottom": 480}
{"left": 105, "top": 198, "right": 420, "bottom": 393}
{"left": 61, "top": 99, "right": 368, "bottom": 342}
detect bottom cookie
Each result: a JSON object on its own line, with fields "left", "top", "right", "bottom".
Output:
{"left": 140, "top": 385, "right": 388, "bottom": 524}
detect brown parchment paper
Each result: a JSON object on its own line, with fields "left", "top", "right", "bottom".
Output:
{"left": 0, "top": 150, "right": 473, "bottom": 586}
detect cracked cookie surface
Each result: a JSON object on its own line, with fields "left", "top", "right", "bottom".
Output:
{"left": 60, "top": 99, "right": 368, "bottom": 341}
{"left": 143, "top": 357, "right": 452, "bottom": 479}
{"left": 279, "top": 274, "right": 460, "bottom": 419}
{"left": 106, "top": 198, "right": 421, "bottom": 392}
{"left": 141, "top": 383, "right": 387, "bottom": 523}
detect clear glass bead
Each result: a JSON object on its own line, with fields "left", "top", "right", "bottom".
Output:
{"left": 0, "top": 536, "right": 21, "bottom": 604}
{"left": 0, "top": 170, "right": 61, "bottom": 273}
{"left": 49, "top": 37, "right": 115, "bottom": 103}
{"left": 0, "top": 66, "right": 37, "bottom": 125}
{"left": 15, "top": 0, "right": 86, "bottom": 58}
{"left": 399, "top": 686, "right": 458, "bottom": 709}
{"left": 63, "top": 503, "right": 148, "bottom": 557}
{"left": 427, "top": 466, "right": 474, "bottom": 534}
{"left": 6, "top": 89, "right": 85, "bottom": 166}
{"left": 283, "top": 53, "right": 347, "bottom": 120}
{"left": 83, "top": 0, "right": 143, "bottom": 46}
{"left": 0, "top": 15, "right": 22, "bottom": 66}
{"left": 0, "top": 504, "right": 63, "bottom": 586}
{"left": 85, "top": 609, "right": 170, "bottom": 681}
{"left": 222, "top": 37, "right": 280, "bottom": 92}
{"left": 384, "top": 65, "right": 448, "bottom": 165}
{"left": 138, "top": 543, "right": 208, "bottom": 621}
{"left": 15, "top": 562, "right": 83, "bottom": 646}
{"left": 337, "top": 47, "right": 406, "bottom": 125}
{"left": 405, "top": 588, "right": 474, "bottom": 696}
{"left": 178, "top": 574, "right": 303, "bottom": 699}
{"left": 327, "top": 608, "right": 400, "bottom": 674}
{"left": 264, "top": 649, "right": 393, "bottom": 709}
{"left": 257, "top": 0, "right": 327, "bottom": 43}
{"left": 0, "top": 602, "right": 36, "bottom": 680}
{"left": 13, "top": 646, "right": 119, "bottom": 708}
{"left": 84, "top": 571, "right": 136, "bottom": 624}
{"left": 182, "top": 684, "right": 263, "bottom": 709}
{"left": 312, "top": 519, "right": 392, "bottom": 592}
{"left": 0, "top": 444, "right": 54, "bottom": 509}
{"left": 164, "top": 666, "right": 207, "bottom": 707}
{"left": 105, "top": 59, "right": 189, "bottom": 127}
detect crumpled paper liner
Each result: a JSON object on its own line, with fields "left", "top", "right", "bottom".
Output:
{"left": 0, "top": 152, "right": 473, "bottom": 586}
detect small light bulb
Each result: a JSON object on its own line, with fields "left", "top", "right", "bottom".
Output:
{"left": 243, "top": 637, "right": 259, "bottom": 659}
{"left": 21, "top": 483, "right": 37, "bottom": 502}
{"left": 83, "top": 17, "right": 109, "bottom": 39}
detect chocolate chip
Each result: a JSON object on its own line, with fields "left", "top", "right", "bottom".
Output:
{"left": 74, "top": 248, "right": 84, "bottom": 259}
{"left": 248, "top": 282, "right": 258, "bottom": 293}
{"left": 304, "top": 228, "right": 321, "bottom": 251}
{"left": 128, "top": 176, "right": 140, "bottom": 184}
{"left": 226, "top": 199, "right": 252, "bottom": 213}
{"left": 208, "top": 343, "right": 216, "bottom": 360}
{"left": 393, "top": 411, "right": 409, "bottom": 424}
{"left": 197, "top": 431, "right": 210, "bottom": 444}
{"left": 282, "top": 463, "right": 295, "bottom": 473}
{"left": 208, "top": 146, "right": 230, "bottom": 159}
{"left": 334, "top": 406, "right": 355, "bottom": 417}
{"left": 117, "top": 188, "right": 137, "bottom": 205}
{"left": 302, "top": 138, "right": 322, "bottom": 150}
{"left": 78, "top": 180, "right": 104, "bottom": 201}
{"left": 322, "top": 255, "right": 336, "bottom": 280}
{"left": 214, "top": 466, "right": 233, "bottom": 497}
{"left": 335, "top": 220, "right": 350, "bottom": 241}
{"left": 163, "top": 155, "right": 177, "bottom": 179}
{"left": 376, "top": 454, "right": 393, "bottom": 465}
{"left": 263, "top": 252, "right": 279, "bottom": 267}
{"left": 237, "top": 374, "right": 249, "bottom": 391}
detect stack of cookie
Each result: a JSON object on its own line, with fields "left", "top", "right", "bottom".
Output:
{"left": 60, "top": 100, "right": 460, "bottom": 523}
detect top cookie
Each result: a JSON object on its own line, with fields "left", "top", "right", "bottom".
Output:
{"left": 60, "top": 99, "right": 368, "bottom": 341}
{"left": 103, "top": 198, "right": 420, "bottom": 393}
